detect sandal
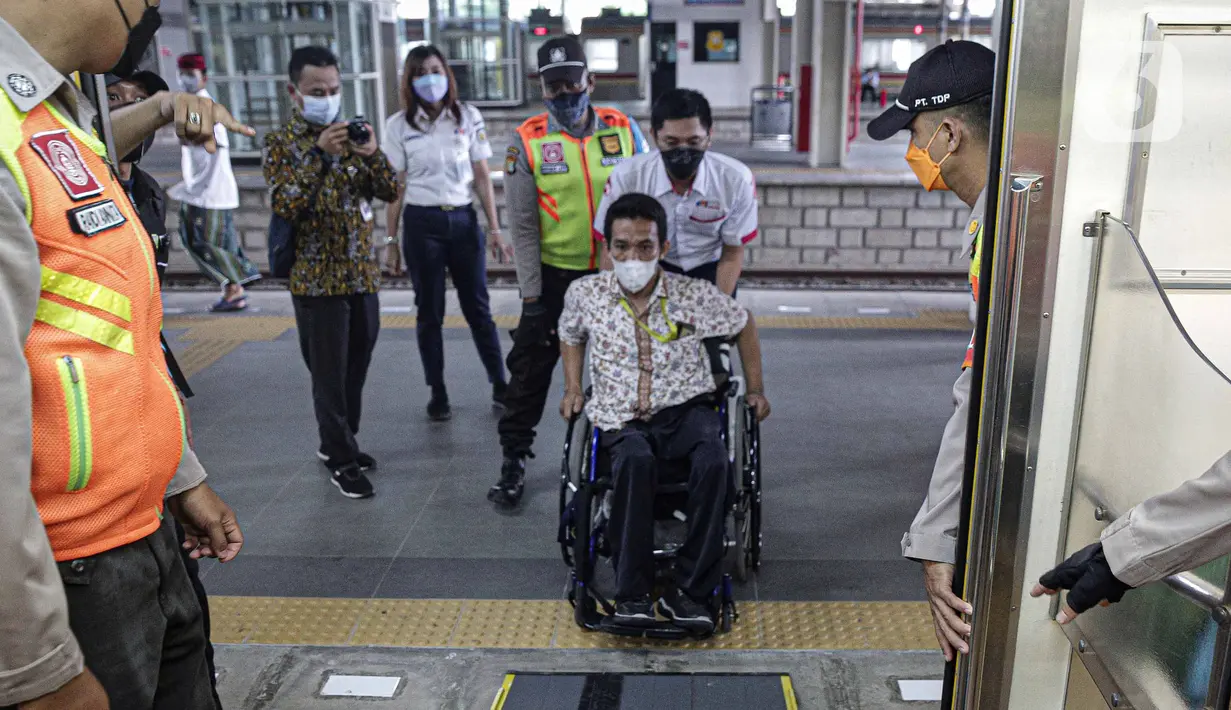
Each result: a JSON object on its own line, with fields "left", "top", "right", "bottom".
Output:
{"left": 209, "top": 297, "right": 248, "bottom": 313}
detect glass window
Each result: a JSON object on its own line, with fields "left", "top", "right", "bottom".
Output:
{"left": 890, "top": 38, "right": 925, "bottom": 71}
{"left": 584, "top": 39, "right": 620, "bottom": 73}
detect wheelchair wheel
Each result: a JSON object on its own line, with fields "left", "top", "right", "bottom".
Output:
{"left": 560, "top": 414, "right": 592, "bottom": 521}
{"left": 732, "top": 394, "right": 750, "bottom": 583}
{"left": 747, "top": 413, "right": 763, "bottom": 571}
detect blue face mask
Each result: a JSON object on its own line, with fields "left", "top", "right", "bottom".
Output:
{"left": 412, "top": 74, "right": 449, "bottom": 104}
{"left": 546, "top": 90, "right": 590, "bottom": 127}
{"left": 300, "top": 93, "right": 341, "bottom": 125}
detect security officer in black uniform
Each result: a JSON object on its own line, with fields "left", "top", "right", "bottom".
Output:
{"left": 105, "top": 70, "right": 219, "bottom": 710}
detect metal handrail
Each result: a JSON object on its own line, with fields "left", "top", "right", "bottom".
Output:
{"left": 1081, "top": 484, "right": 1230, "bottom": 622}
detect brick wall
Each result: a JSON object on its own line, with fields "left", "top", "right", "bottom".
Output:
{"left": 748, "top": 184, "right": 971, "bottom": 271}
{"left": 164, "top": 175, "right": 968, "bottom": 276}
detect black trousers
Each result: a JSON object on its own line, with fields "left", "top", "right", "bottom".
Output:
{"left": 174, "top": 522, "right": 221, "bottom": 709}
{"left": 293, "top": 293, "right": 380, "bottom": 465}
{"left": 497, "top": 264, "right": 592, "bottom": 458}
{"left": 60, "top": 517, "right": 215, "bottom": 709}
{"left": 604, "top": 399, "right": 730, "bottom": 602}
{"left": 403, "top": 204, "right": 505, "bottom": 389}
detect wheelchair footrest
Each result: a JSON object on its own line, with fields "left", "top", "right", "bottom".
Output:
{"left": 598, "top": 616, "right": 700, "bottom": 640}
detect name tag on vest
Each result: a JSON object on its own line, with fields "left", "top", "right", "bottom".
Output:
{"left": 69, "top": 200, "right": 127, "bottom": 237}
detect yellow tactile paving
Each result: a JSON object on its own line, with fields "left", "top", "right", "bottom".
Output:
{"left": 759, "top": 601, "right": 935, "bottom": 651}
{"left": 175, "top": 339, "right": 244, "bottom": 379}
{"left": 213, "top": 597, "right": 368, "bottom": 646}
{"left": 161, "top": 310, "right": 968, "bottom": 377}
{"left": 166, "top": 310, "right": 968, "bottom": 335}
{"left": 352, "top": 599, "right": 463, "bottom": 647}
{"left": 449, "top": 600, "right": 559, "bottom": 649}
{"left": 207, "top": 597, "right": 932, "bottom": 651}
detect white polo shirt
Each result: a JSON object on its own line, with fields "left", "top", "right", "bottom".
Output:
{"left": 382, "top": 103, "right": 493, "bottom": 208}
{"left": 168, "top": 88, "right": 239, "bottom": 210}
{"left": 592, "top": 150, "right": 759, "bottom": 272}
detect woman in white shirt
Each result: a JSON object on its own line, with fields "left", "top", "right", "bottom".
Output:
{"left": 383, "top": 46, "right": 510, "bottom": 422}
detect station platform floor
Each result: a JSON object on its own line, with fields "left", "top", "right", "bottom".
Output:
{"left": 162, "top": 287, "right": 972, "bottom": 709}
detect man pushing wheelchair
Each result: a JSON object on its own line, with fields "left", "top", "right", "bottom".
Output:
{"left": 558, "top": 193, "right": 771, "bottom": 635}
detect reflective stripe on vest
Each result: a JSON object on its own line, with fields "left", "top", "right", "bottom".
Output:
{"left": 963, "top": 224, "right": 984, "bottom": 370}
{"left": 518, "top": 110, "right": 636, "bottom": 271}
{"left": 0, "top": 93, "right": 186, "bottom": 562}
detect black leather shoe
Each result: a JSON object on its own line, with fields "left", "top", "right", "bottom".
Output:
{"left": 427, "top": 388, "right": 451, "bottom": 421}
{"left": 487, "top": 456, "right": 525, "bottom": 508}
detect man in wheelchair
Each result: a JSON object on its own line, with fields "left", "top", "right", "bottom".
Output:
{"left": 558, "top": 193, "right": 771, "bottom": 634}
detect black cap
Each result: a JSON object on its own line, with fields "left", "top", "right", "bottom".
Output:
{"left": 103, "top": 70, "right": 170, "bottom": 98}
{"left": 537, "top": 36, "right": 587, "bottom": 85}
{"left": 867, "top": 40, "right": 995, "bottom": 141}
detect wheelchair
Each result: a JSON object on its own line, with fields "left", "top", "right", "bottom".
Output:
{"left": 557, "top": 339, "right": 763, "bottom": 639}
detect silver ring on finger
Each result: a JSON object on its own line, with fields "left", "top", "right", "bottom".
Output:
{"left": 188, "top": 111, "right": 203, "bottom": 127}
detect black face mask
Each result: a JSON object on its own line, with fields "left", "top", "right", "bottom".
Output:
{"left": 661, "top": 147, "right": 705, "bottom": 181}
{"left": 110, "top": 1, "right": 162, "bottom": 79}
{"left": 122, "top": 134, "right": 155, "bottom": 165}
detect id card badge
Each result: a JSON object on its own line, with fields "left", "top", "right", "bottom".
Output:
{"left": 360, "top": 200, "right": 374, "bottom": 223}
{"left": 449, "top": 135, "right": 469, "bottom": 181}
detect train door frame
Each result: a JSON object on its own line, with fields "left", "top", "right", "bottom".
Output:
{"left": 945, "top": 0, "right": 1085, "bottom": 706}
{"left": 649, "top": 21, "right": 678, "bottom": 105}
{"left": 955, "top": 0, "right": 1231, "bottom": 707}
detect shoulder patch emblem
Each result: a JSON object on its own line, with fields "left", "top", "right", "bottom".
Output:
{"left": 968, "top": 220, "right": 979, "bottom": 235}
{"left": 29, "top": 130, "right": 103, "bottom": 201}
{"left": 541, "top": 142, "right": 564, "bottom": 164}
{"left": 540, "top": 142, "right": 569, "bottom": 174}
{"left": 505, "top": 152, "right": 517, "bottom": 175}
{"left": 7, "top": 73, "right": 36, "bottom": 99}
{"left": 599, "top": 134, "right": 622, "bottom": 157}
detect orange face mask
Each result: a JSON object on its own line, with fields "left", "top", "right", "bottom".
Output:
{"left": 905, "top": 123, "right": 952, "bottom": 192}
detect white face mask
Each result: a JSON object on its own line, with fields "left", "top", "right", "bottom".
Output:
{"left": 300, "top": 92, "right": 342, "bottom": 125}
{"left": 613, "top": 258, "right": 658, "bottom": 293}
{"left": 177, "top": 74, "right": 199, "bottom": 93}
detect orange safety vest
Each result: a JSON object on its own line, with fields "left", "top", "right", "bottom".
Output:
{"left": 962, "top": 219, "right": 984, "bottom": 370}
{"left": 0, "top": 97, "right": 186, "bottom": 562}
{"left": 515, "top": 107, "right": 637, "bottom": 271}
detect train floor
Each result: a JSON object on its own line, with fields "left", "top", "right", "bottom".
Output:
{"left": 163, "top": 287, "right": 971, "bottom": 709}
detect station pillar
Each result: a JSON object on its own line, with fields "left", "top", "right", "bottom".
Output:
{"left": 793, "top": 0, "right": 849, "bottom": 167}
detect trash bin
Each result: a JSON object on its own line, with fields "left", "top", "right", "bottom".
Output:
{"left": 750, "top": 85, "right": 794, "bottom": 151}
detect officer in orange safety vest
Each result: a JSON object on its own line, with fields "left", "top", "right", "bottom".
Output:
{"left": 865, "top": 39, "right": 996, "bottom": 665}
{"left": 0, "top": 1, "right": 255, "bottom": 708}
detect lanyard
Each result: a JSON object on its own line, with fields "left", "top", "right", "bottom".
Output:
{"left": 620, "top": 297, "right": 679, "bottom": 343}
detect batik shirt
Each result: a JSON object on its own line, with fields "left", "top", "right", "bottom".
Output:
{"left": 559, "top": 270, "right": 749, "bottom": 432}
{"left": 263, "top": 113, "right": 398, "bottom": 297}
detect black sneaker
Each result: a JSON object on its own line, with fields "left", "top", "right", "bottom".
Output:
{"left": 657, "top": 589, "right": 715, "bottom": 634}
{"left": 492, "top": 381, "right": 508, "bottom": 409}
{"left": 427, "top": 388, "right": 451, "bottom": 421}
{"left": 331, "top": 463, "right": 374, "bottom": 499}
{"left": 613, "top": 597, "right": 656, "bottom": 627}
{"left": 318, "top": 450, "right": 376, "bottom": 472}
{"left": 487, "top": 456, "right": 525, "bottom": 508}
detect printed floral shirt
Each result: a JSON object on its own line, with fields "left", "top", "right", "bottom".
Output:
{"left": 559, "top": 270, "right": 749, "bottom": 432}
{"left": 263, "top": 113, "right": 398, "bottom": 297}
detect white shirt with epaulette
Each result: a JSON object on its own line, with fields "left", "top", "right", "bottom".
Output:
{"left": 593, "top": 150, "right": 759, "bottom": 273}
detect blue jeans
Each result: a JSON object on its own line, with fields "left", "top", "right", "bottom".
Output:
{"left": 403, "top": 204, "right": 505, "bottom": 390}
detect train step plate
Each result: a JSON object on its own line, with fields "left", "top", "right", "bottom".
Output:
{"left": 491, "top": 672, "right": 798, "bottom": 710}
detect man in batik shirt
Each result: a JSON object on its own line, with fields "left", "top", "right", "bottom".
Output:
{"left": 263, "top": 46, "right": 397, "bottom": 500}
